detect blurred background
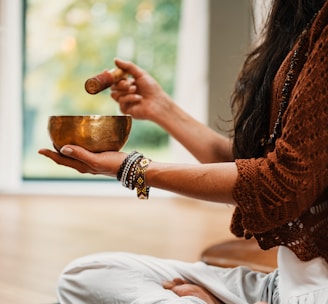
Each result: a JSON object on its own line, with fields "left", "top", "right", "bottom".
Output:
{"left": 0, "top": 0, "right": 268, "bottom": 193}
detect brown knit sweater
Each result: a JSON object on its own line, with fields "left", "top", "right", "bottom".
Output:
{"left": 231, "top": 1, "right": 328, "bottom": 263}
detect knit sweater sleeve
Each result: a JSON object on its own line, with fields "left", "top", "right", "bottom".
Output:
{"left": 232, "top": 24, "right": 328, "bottom": 234}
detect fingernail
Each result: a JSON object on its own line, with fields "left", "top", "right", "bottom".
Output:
{"left": 60, "top": 146, "right": 73, "bottom": 155}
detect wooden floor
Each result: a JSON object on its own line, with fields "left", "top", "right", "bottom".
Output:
{"left": 0, "top": 194, "right": 235, "bottom": 304}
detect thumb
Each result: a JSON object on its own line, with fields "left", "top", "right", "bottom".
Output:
{"left": 60, "top": 145, "right": 74, "bottom": 156}
{"left": 60, "top": 145, "right": 95, "bottom": 164}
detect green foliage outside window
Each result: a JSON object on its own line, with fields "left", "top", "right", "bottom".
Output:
{"left": 23, "top": 0, "right": 181, "bottom": 179}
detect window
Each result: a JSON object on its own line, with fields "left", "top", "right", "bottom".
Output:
{"left": 23, "top": 0, "right": 181, "bottom": 180}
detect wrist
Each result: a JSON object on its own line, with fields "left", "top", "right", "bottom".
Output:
{"left": 117, "top": 151, "right": 152, "bottom": 199}
{"left": 147, "top": 93, "right": 175, "bottom": 124}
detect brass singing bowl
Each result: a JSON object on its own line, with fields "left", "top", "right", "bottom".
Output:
{"left": 48, "top": 115, "right": 132, "bottom": 153}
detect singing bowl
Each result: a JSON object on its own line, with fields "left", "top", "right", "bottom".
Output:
{"left": 48, "top": 115, "right": 132, "bottom": 153}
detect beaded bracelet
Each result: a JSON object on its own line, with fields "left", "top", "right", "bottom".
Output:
{"left": 117, "top": 151, "right": 151, "bottom": 199}
{"left": 117, "top": 151, "right": 139, "bottom": 181}
{"left": 135, "top": 157, "right": 152, "bottom": 200}
{"left": 120, "top": 152, "right": 143, "bottom": 188}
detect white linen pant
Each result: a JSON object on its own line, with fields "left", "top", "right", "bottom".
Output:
{"left": 57, "top": 252, "right": 279, "bottom": 304}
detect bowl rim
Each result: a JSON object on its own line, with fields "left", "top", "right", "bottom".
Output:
{"left": 48, "top": 115, "right": 131, "bottom": 118}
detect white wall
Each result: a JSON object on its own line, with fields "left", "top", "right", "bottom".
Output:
{"left": 207, "top": 0, "right": 252, "bottom": 134}
{"left": 171, "top": 0, "right": 209, "bottom": 164}
{"left": 252, "top": 0, "right": 272, "bottom": 37}
{"left": 0, "top": 0, "right": 23, "bottom": 192}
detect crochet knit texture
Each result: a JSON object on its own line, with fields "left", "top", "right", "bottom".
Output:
{"left": 231, "top": 2, "right": 328, "bottom": 263}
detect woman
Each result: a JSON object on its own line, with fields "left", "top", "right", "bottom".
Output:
{"left": 39, "top": 0, "right": 328, "bottom": 303}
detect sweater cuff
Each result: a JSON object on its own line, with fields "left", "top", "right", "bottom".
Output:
{"left": 232, "top": 158, "right": 265, "bottom": 234}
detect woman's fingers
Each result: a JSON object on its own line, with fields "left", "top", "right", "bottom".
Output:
{"left": 111, "top": 91, "right": 142, "bottom": 105}
{"left": 162, "top": 278, "right": 186, "bottom": 289}
{"left": 110, "top": 78, "right": 136, "bottom": 91}
{"left": 163, "top": 279, "right": 223, "bottom": 304}
{"left": 39, "top": 146, "right": 127, "bottom": 177}
{"left": 38, "top": 148, "right": 91, "bottom": 174}
{"left": 60, "top": 145, "right": 95, "bottom": 163}
{"left": 114, "top": 58, "right": 145, "bottom": 79}
{"left": 110, "top": 78, "right": 142, "bottom": 114}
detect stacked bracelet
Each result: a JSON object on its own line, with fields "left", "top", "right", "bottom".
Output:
{"left": 135, "top": 157, "right": 151, "bottom": 200}
{"left": 121, "top": 152, "right": 143, "bottom": 189}
{"left": 117, "top": 151, "right": 152, "bottom": 199}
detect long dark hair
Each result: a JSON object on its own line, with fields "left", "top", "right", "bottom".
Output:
{"left": 232, "top": 0, "right": 326, "bottom": 159}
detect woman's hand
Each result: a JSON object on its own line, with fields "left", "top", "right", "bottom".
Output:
{"left": 38, "top": 145, "right": 127, "bottom": 178}
{"left": 163, "top": 278, "right": 224, "bottom": 304}
{"left": 163, "top": 278, "right": 268, "bottom": 304}
{"left": 111, "top": 58, "right": 233, "bottom": 164}
{"left": 110, "top": 58, "right": 173, "bottom": 123}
